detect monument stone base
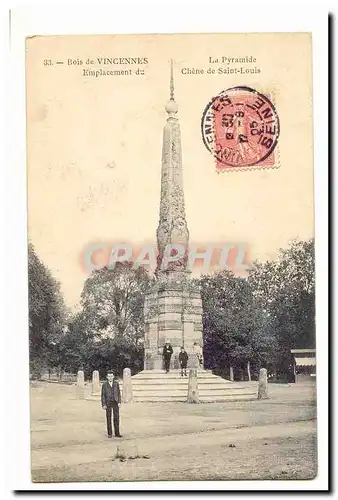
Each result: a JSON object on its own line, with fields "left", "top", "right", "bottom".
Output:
{"left": 143, "top": 271, "right": 203, "bottom": 370}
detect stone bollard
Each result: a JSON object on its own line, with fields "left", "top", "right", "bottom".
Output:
{"left": 122, "top": 368, "right": 133, "bottom": 403}
{"left": 91, "top": 370, "right": 100, "bottom": 396}
{"left": 187, "top": 369, "right": 199, "bottom": 403}
{"left": 76, "top": 370, "right": 85, "bottom": 400}
{"left": 257, "top": 368, "right": 269, "bottom": 400}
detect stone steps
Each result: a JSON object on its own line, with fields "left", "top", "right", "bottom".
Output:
{"left": 131, "top": 377, "right": 232, "bottom": 384}
{"left": 131, "top": 370, "right": 257, "bottom": 402}
{"left": 132, "top": 370, "right": 220, "bottom": 380}
{"left": 132, "top": 394, "right": 256, "bottom": 402}
{"left": 132, "top": 383, "right": 239, "bottom": 391}
{"left": 133, "top": 388, "right": 253, "bottom": 396}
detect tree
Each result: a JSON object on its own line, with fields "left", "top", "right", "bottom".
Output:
{"left": 80, "top": 262, "right": 151, "bottom": 342}
{"left": 248, "top": 238, "right": 315, "bottom": 376}
{"left": 77, "top": 262, "right": 152, "bottom": 375}
{"left": 200, "top": 270, "right": 277, "bottom": 380}
{"left": 28, "top": 242, "right": 67, "bottom": 377}
{"left": 58, "top": 309, "right": 145, "bottom": 379}
{"left": 52, "top": 312, "right": 91, "bottom": 377}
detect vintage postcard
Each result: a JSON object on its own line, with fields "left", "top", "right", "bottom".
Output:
{"left": 26, "top": 32, "right": 316, "bottom": 483}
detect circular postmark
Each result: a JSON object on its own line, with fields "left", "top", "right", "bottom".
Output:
{"left": 201, "top": 86, "right": 280, "bottom": 168}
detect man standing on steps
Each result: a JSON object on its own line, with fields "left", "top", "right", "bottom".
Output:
{"left": 192, "top": 342, "right": 203, "bottom": 369}
{"left": 101, "top": 370, "right": 122, "bottom": 438}
{"left": 162, "top": 341, "right": 173, "bottom": 373}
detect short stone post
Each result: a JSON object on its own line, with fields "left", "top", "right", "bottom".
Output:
{"left": 122, "top": 368, "right": 133, "bottom": 403}
{"left": 91, "top": 370, "right": 100, "bottom": 396}
{"left": 76, "top": 370, "right": 85, "bottom": 400}
{"left": 257, "top": 368, "right": 269, "bottom": 400}
{"left": 247, "top": 361, "right": 251, "bottom": 381}
{"left": 187, "top": 369, "right": 199, "bottom": 403}
{"left": 230, "top": 366, "right": 234, "bottom": 382}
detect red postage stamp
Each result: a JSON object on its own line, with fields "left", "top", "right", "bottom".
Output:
{"left": 201, "top": 86, "right": 280, "bottom": 171}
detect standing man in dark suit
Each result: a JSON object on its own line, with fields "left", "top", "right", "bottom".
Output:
{"left": 162, "top": 341, "right": 173, "bottom": 373}
{"left": 101, "top": 370, "right": 122, "bottom": 438}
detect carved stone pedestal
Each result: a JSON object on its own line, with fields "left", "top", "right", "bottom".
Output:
{"left": 144, "top": 271, "right": 203, "bottom": 370}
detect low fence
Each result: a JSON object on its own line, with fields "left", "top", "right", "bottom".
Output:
{"left": 39, "top": 372, "right": 78, "bottom": 384}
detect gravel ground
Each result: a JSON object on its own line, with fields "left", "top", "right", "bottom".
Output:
{"left": 30, "top": 381, "right": 317, "bottom": 482}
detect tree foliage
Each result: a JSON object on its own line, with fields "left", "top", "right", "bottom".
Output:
{"left": 59, "top": 262, "right": 152, "bottom": 377}
{"left": 59, "top": 308, "right": 145, "bottom": 379}
{"left": 201, "top": 270, "right": 277, "bottom": 379}
{"left": 201, "top": 239, "right": 315, "bottom": 380}
{"left": 80, "top": 262, "right": 152, "bottom": 344}
{"left": 248, "top": 238, "right": 315, "bottom": 375}
{"left": 28, "top": 242, "right": 68, "bottom": 377}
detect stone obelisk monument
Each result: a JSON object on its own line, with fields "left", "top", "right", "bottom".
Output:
{"left": 143, "top": 61, "right": 203, "bottom": 370}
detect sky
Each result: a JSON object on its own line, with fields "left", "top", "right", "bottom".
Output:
{"left": 26, "top": 33, "right": 314, "bottom": 309}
